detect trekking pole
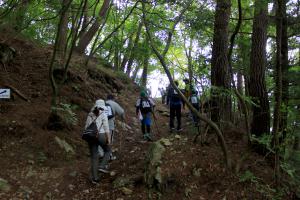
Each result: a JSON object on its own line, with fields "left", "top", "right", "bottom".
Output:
{"left": 152, "top": 111, "right": 160, "bottom": 136}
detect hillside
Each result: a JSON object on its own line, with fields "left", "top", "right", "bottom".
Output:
{"left": 0, "top": 30, "right": 296, "bottom": 200}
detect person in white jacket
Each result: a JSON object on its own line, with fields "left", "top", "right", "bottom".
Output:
{"left": 85, "top": 99, "right": 111, "bottom": 184}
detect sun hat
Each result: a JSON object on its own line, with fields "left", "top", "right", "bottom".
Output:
{"left": 95, "top": 99, "right": 106, "bottom": 110}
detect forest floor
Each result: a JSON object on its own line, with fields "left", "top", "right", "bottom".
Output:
{"left": 0, "top": 29, "right": 297, "bottom": 200}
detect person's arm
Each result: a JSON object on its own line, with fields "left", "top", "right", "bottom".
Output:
{"left": 113, "top": 102, "right": 125, "bottom": 121}
{"left": 135, "top": 99, "right": 140, "bottom": 116}
{"left": 84, "top": 114, "right": 93, "bottom": 129}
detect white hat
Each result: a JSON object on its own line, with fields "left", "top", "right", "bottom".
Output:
{"left": 95, "top": 99, "right": 106, "bottom": 110}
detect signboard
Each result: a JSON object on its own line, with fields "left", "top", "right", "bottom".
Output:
{"left": 0, "top": 89, "right": 11, "bottom": 99}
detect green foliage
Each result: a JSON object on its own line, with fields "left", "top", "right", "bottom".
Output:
{"left": 52, "top": 103, "right": 78, "bottom": 126}
{"left": 239, "top": 170, "right": 258, "bottom": 183}
{"left": 250, "top": 133, "right": 274, "bottom": 153}
{"left": 239, "top": 170, "right": 284, "bottom": 200}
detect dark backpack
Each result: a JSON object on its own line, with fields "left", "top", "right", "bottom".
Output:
{"left": 82, "top": 116, "right": 101, "bottom": 144}
{"left": 105, "top": 103, "right": 114, "bottom": 120}
{"left": 139, "top": 98, "right": 152, "bottom": 114}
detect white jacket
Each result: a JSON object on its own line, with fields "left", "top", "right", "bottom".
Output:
{"left": 85, "top": 111, "right": 109, "bottom": 134}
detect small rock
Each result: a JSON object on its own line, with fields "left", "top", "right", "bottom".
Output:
{"left": 110, "top": 171, "right": 117, "bottom": 176}
{"left": 183, "top": 161, "right": 187, "bottom": 168}
{"left": 0, "top": 178, "right": 11, "bottom": 192}
{"left": 121, "top": 187, "right": 133, "bottom": 195}
{"left": 43, "top": 192, "right": 52, "bottom": 200}
{"left": 69, "top": 171, "right": 77, "bottom": 177}
{"left": 28, "top": 160, "right": 35, "bottom": 165}
{"left": 116, "top": 198, "right": 124, "bottom": 200}
{"left": 175, "top": 134, "right": 181, "bottom": 139}
{"left": 68, "top": 184, "right": 75, "bottom": 190}
{"left": 160, "top": 138, "right": 172, "bottom": 146}
{"left": 83, "top": 189, "right": 89, "bottom": 194}
{"left": 54, "top": 136, "right": 75, "bottom": 155}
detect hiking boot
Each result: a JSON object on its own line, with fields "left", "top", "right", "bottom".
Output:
{"left": 143, "top": 133, "right": 152, "bottom": 141}
{"left": 177, "top": 128, "right": 183, "bottom": 132}
{"left": 91, "top": 179, "right": 100, "bottom": 185}
{"left": 98, "top": 166, "right": 109, "bottom": 174}
{"left": 170, "top": 127, "right": 175, "bottom": 133}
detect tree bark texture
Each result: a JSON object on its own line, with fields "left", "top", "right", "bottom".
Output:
{"left": 126, "top": 21, "right": 143, "bottom": 76}
{"left": 249, "top": 0, "right": 270, "bottom": 136}
{"left": 279, "top": 0, "right": 289, "bottom": 136}
{"left": 141, "top": 40, "right": 150, "bottom": 87}
{"left": 57, "top": 0, "right": 72, "bottom": 60}
{"left": 211, "top": 0, "right": 232, "bottom": 124}
{"left": 273, "top": 0, "right": 284, "bottom": 186}
{"left": 75, "top": 0, "right": 111, "bottom": 54}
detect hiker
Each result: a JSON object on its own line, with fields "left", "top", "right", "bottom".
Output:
{"left": 84, "top": 99, "right": 111, "bottom": 184}
{"left": 159, "top": 87, "right": 167, "bottom": 104}
{"left": 188, "top": 89, "right": 200, "bottom": 127}
{"left": 105, "top": 94, "right": 125, "bottom": 160}
{"left": 167, "top": 80, "right": 183, "bottom": 132}
{"left": 136, "top": 91, "right": 155, "bottom": 141}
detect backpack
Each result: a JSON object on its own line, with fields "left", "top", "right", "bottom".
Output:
{"left": 82, "top": 115, "right": 101, "bottom": 144}
{"left": 105, "top": 103, "right": 114, "bottom": 120}
{"left": 169, "top": 88, "right": 181, "bottom": 103}
{"left": 139, "top": 98, "right": 152, "bottom": 114}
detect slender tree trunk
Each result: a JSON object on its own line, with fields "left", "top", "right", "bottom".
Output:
{"left": 49, "top": 0, "right": 73, "bottom": 111}
{"left": 131, "top": 64, "right": 140, "bottom": 81}
{"left": 249, "top": 0, "right": 270, "bottom": 137}
{"left": 141, "top": 40, "right": 150, "bottom": 87}
{"left": 57, "top": 0, "right": 72, "bottom": 60}
{"left": 273, "top": 0, "right": 284, "bottom": 187}
{"left": 211, "top": 0, "right": 232, "bottom": 124}
{"left": 126, "top": 21, "right": 143, "bottom": 76}
{"left": 280, "top": 0, "right": 289, "bottom": 137}
{"left": 120, "top": 34, "right": 133, "bottom": 72}
{"left": 75, "top": 0, "right": 111, "bottom": 54}
{"left": 237, "top": 71, "right": 243, "bottom": 111}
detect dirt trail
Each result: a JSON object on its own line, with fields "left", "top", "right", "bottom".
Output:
{"left": 0, "top": 30, "right": 294, "bottom": 199}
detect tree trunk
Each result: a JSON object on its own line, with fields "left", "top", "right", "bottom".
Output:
{"left": 120, "top": 34, "right": 133, "bottom": 72}
{"left": 126, "top": 21, "right": 143, "bottom": 76}
{"left": 57, "top": 0, "right": 72, "bottom": 60}
{"left": 75, "top": 0, "right": 111, "bottom": 54}
{"left": 249, "top": 0, "right": 270, "bottom": 137}
{"left": 273, "top": 0, "right": 284, "bottom": 187}
{"left": 131, "top": 64, "right": 140, "bottom": 81}
{"left": 237, "top": 71, "right": 243, "bottom": 111}
{"left": 141, "top": 40, "right": 150, "bottom": 87}
{"left": 210, "top": 0, "right": 232, "bottom": 124}
{"left": 279, "top": 0, "right": 289, "bottom": 137}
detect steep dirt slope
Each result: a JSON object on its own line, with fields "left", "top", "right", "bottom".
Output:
{"left": 0, "top": 30, "right": 296, "bottom": 200}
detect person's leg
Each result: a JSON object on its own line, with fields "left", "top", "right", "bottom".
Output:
{"left": 176, "top": 105, "right": 182, "bottom": 130}
{"left": 110, "top": 130, "right": 114, "bottom": 144}
{"left": 98, "top": 134, "right": 111, "bottom": 173}
{"left": 141, "top": 119, "right": 146, "bottom": 135}
{"left": 88, "top": 142, "right": 99, "bottom": 181}
{"left": 169, "top": 106, "right": 175, "bottom": 129}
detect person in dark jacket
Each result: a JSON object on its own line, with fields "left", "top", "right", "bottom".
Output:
{"left": 167, "top": 81, "right": 182, "bottom": 132}
{"left": 136, "top": 91, "right": 155, "bottom": 141}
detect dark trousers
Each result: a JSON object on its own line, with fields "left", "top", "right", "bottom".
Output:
{"left": 170, "top": 104, "right": 181, "bottom": 130}
{"left": 141, "top": 123, "right": 150, "bottom": 134}
{"left": 191, "top": 104, "right": 200, "bottom": 125}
